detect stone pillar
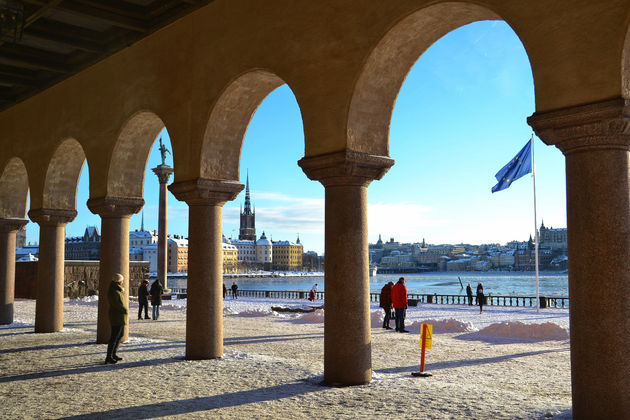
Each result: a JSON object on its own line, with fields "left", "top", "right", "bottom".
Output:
{"left": 152, "top": 164, "right": 174, "bottom": 289}
{"left": 28, "top": 209, "right": 77, "bottom": 333}
{"left": 299, "top": 150, "right": 393, "bottom": 386}
{"left": 88, "top": 197, "right": 143, "bottom": 343}
{"left": 0, "top": 218, "right": 28, "bottom": 325}
{"left": 528, "top": 98, "right": 630, "bottom": 419}
{"left": 169, "top": 178, "right": 243, "bottom": 359}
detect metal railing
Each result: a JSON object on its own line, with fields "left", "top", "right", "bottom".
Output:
{"left": 165, "top": 288, "right": 568, "bottom": 308}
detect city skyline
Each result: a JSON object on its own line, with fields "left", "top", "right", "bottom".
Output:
{"left": 23, "top": 21, "right": 566, "bottom": 255}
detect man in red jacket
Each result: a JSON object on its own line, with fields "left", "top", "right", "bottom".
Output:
{"left": 391, "top": 277, "right": 409, "bottom": 333}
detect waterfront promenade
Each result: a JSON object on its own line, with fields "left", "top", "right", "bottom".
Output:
{"left": 1, "top": 298, "right": 571, "bottom": 419}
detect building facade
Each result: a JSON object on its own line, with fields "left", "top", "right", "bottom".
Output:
{"left": 64, "top": 226, "right": 101, "bottom": 260}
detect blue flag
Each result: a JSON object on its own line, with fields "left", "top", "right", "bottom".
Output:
{"left": 491, "top": 139, "right": 532, "bottom": 193}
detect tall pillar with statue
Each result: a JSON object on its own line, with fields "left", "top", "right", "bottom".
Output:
{"left": 153, "top": 137, "right": 174, "bottom": 291}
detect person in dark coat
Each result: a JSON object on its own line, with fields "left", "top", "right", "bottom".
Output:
{"left": 223, "top": 283, "right": 227, "bottom": 299}
{"left": 466, "top": 283, "right": 473, "bottom": 306}
{"left": 379, "top": 282, "right": 394, "bottom": 329}
{"left": 137, "top": 279, "right": 150, "bottom": 320}
{"left": 106, "top": 273, "right": 128, "bottom": 364}
{"left": 231, "top": 282, "right": 238, "bottom": 299}
{"left": 476, "top": 282, "right": 485, "bottom": 314}
{"left": 150, "top": 279, "right": 164, "bottom": 320}
{"left": 391, "top": 277, "right": 409, "bottom": 333}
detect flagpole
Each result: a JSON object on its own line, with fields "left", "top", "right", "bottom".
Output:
{"left": 531, "top": 134, "right": 540, "bottom": 313}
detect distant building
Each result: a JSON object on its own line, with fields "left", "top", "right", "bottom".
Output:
{"left": 222, "top": 242, "right": 238, "bottom": 273}
{"left": 272, "top": 238, "right": 303, "bottom": 271}
{"left": 167, "top": 236, "right": 188, "bottom": 273}
{"left": 65, "top": 226, "right": 100, "bottom": 260}
{"left": 239, "top": 173, "right": 256, "bottom": 241}
{"left": 538, "top": 220, "right": 568, "bottom": 252}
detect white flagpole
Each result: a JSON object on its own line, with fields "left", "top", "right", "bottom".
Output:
{"left": 531, "top": 134, "right": 540, "bottom": 313}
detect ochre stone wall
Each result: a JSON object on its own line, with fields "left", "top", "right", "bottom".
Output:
{"left": 15, "top": 261, "right": 149, "bottom": 299}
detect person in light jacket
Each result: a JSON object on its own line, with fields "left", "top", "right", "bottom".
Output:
{"left": 391, "top": 277, "right": 409, "bottom": 333}
{"left": 105, "top": 273, "right": 128, "bottom": 364}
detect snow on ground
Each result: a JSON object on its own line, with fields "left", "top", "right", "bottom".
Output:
{"left": 1, "top": 297, "right": 572, "bottom": 419}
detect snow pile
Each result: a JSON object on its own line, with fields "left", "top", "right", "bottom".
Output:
{"left": 294, "top": 309, "right": 324, "bottom": 323}
{"left": 371, "top": 310, "right": 384, "bottom": 328}
{"left": 477, "top": 321, "right": 569, "bottom": 341}
{"left": 407, "top": 318, "right": 474, "bottom": 334}
{"left": 237, "top": 308, "right": 272, "bottom": 317}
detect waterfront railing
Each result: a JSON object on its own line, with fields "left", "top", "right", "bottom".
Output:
{"left": 167, "top": 288, "right": 569, "bottom": 308}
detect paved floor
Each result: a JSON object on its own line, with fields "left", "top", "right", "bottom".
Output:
{"left": 0, "top": 300, "right": 572, "bottom": 419}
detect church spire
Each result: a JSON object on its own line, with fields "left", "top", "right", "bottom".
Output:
{"left": 244, "top": 170, "right": 252, "bottom": 215}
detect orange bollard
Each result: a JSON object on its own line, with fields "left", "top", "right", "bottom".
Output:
{"left": 412, "top": 323, "right": 433, "bottom": 377}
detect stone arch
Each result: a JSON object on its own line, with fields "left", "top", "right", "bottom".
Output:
{"left": 108, "top": 111, "right": 166, "bottom": 198}
{"left": 0, "top": 157, "right": 29, "bottom": 218}
{"left": 200, "top": 70, "right": 291, "bottom": 180}
{"left": 347, "top": 2, "right": 512, "bottom": 155}
{"left": 42, "top": 139, "right": 86, "bottom": 210}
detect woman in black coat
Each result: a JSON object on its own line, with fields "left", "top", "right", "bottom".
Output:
{"left": 137, "top": 280, "right": 150, "bottom": 320}
{"left": 476, "top": 282, "right": 485, "bottom": 314}
{"left": 150, "top": 280, "right": 164, "bottom": 320}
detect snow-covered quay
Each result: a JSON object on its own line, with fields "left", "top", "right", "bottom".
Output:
{"left": 1, "top": 297, "right": 572, "bottom": 419}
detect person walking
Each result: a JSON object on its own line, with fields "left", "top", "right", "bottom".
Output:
{"left": 231, "top": 282, "right": 238, "bottom": 299}
{"left": 391, "top": 277, "right": 409, "bottom": 333}
{"left": 379, "top": 281, "right": 394, "bottom": 329}
{"left": 223, "top": 283, "right": 227, "bottom": 299}
{"left": 137, "top": 279, "right": 150, "bottom": 320}
{"left": 105, "top": 273, "right": 128, "bottom": 364}
{"left": 476, "top": 282, "right": 485, "bottom": 314}
{"left": 466, "top": 283, "right": 473, "bottom": 306}
{"left": 150, "top": 279, "right": 164, "bottom": 320}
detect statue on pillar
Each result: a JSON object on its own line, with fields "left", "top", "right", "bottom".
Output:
{"left": 158, "top": 138, "right": 170, "bottom": 166}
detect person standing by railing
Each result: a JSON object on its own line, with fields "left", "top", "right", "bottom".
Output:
{"left": 379, "top": 281, "right": 394, "bottom": 330}
{"left": 466, "top": 283, "right": 473, "bottom": 306}
{"left": 476, "top": 282, "right": 485, "bottom": 314}
{"left": 231, "top": 282, "right": 239, "bottom": 299}
{"left": 391, "top": 277, "right": 409, "bottom": 333}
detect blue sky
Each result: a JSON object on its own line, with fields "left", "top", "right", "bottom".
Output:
{"left": 24, "top": 21, "right": 566, "bottom": 255}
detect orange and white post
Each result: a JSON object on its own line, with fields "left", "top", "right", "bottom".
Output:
{"left": 412, "top": 323, "right": 433, "bottom": 377}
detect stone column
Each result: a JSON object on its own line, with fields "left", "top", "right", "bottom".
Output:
{"left": 0, "top": 218, "right": 28, "bottom": 325}
{"left": 88, "top": 197, "right": 143, "bottom": 343}
{"left": 169, "top": 178, "right": 243, "bottom": 359}
{"left": 28, "top": 209, "right": 77, "bottom": 333}
{"left": 529, "top": 98, "right": 630, "bottom": 419}
{"left": 152, "top": 164, "right": 174, "bottom": 289}
{"left": 299, "top": 150, "right": 393, "bottom": 386}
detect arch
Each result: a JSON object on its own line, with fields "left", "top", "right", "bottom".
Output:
{"left": 108, "top": 111, "right": 166, "bottom": 198}
{"left": 41, "top": 138, "right": 86, "bottom": 210}
{"left": 347, "top": 2, "right": 505, "bottom": 155}
{"left": 200, "top": 70, "right": 288, "bottom": 180}
{"left": 0, "top": 157, "right": 29, "bottom": 218}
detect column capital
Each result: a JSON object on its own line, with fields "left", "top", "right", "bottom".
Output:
{"left": 87, "top": 196, "right": 144, "bottom": 218}
{"left": 528, "top": 97, "right": 630, "bottom": 155}
{"left": 152, "top": 164, "right": 174, "bottom": 184}
{"left": 298, "top": 150, "right": 394, "bottom": 187}
{"left": 0, "top": 217, "right": 28, "bottom": 233}
{"left": 28, "top": 208, "right": 76, "bottom": 226}
{"left": 169, "top": 178, "right": 244, "bottom": 206}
